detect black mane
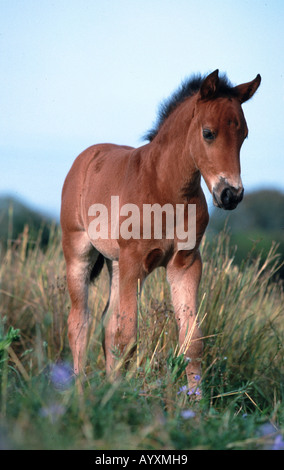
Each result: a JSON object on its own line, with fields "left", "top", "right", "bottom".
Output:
{"left": 144, "top": 72, "right": 238, "bottom": 142}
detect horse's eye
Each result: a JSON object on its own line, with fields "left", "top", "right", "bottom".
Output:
{"left": 203, "top": 128, "right": 215, "bottom": 141}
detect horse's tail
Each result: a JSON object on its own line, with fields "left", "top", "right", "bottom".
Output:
{"left": 90, "top": 253, "right": 105, "bottom": 283}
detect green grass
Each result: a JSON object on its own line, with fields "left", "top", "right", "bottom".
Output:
{"left": 0, "top": 226, "right": 283, "bottom": 450}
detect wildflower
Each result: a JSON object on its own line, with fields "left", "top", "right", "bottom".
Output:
{"left": 39, "top": 403, "right": 66, "bottom": 423}
{"left": 257, "top": 422, "right": 275, "bottom": 437}
{"left": 50, "top": 362, "right": 73, "bottom": 390}
{"left": 177, "top": 385, "right": 188, "bottom": 395}
{"left": 194, "top": 375, "right": 201, "bottom": 382}
{"left": 257, "top": 422, "right": 284, "bottom": 450}
{"left": 181, "top": 409, "right": 195, "bottom": 419}
{"left": 272, "top": 434, "right": 284, "bottom": 450}
{"left": 187, "top": 387, "right": 201, "bottom": 397}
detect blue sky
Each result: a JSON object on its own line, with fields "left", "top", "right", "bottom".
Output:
{"left": 1, "top": 0, "right": 283, "bottom": 219}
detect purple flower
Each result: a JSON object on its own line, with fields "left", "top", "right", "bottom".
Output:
{"left": 50, "top": 362, "right": 73, "bottom": 390}
{"left": 187, "top": 387, "right": 201, "bottom": 396}
{"left": 257, "top": 422, "right": 284, "bottom": 450}
{"left": 181, "top": 409, "right": 196, "bottom": 419}
{"left": 177, "top": 385, "right": 188, "bottom": 395}
{"left": 194, "top": 375, "right": 201, "bottom": 382}
{"left": 272, "top": 434, "right": 284, "bottom": 450}
{"left": 258, "top": 422, "right": 275, "bottom": 436}
{"left": 39, "top": 403, "right": 66, "bottom": 423}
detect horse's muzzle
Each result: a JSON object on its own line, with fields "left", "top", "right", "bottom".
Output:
{"left": 213, "top": 185, "right": 244, "bottom": 210}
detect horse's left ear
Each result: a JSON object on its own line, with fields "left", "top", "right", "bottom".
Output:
{"left": 200, "top": 69, "right": 219, "bottom": 100}
{"left": 234, "top": 74, "right": 261, "bottom": 104}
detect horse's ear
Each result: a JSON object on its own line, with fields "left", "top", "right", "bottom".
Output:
{"left": 234, "top": 74, "right": 261, "bottom": 104}
{"left": 200, "top": 69, "right": 219, "bottom": 100}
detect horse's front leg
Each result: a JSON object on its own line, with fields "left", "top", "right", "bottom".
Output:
{"left": 167, "top": 250, "right": 203, "bottom": 395}
{"left": 104, "top": 251, "right": 145, "bottom": 377}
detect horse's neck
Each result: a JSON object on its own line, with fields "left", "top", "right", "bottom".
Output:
{"left": 143, "top": 96, "right": 200, "bottom": 203}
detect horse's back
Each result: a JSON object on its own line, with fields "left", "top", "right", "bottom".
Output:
{"left": 61, "top": 143, "right": 134, "bottom": 233}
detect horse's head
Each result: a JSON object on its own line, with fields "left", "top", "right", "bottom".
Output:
{"left": 190, "top": 70, "right": 261, "bottom": 210}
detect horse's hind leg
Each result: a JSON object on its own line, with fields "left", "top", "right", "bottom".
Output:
{"left": 103, "top": 252, "right": 145, "bottom": 376}
{"left": 102, "top": 259, "right": 120, "bottom": 375}
{"left": 62, "top": 230, "right": 99, "bottom": 377}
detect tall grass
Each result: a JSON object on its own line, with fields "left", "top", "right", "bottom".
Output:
{"left": 0, "top": 225, "right": 283, "bottom": 449}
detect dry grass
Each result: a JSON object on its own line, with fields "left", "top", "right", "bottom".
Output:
{"left": 0, "top": 225, "right": 283, "bottom": 449}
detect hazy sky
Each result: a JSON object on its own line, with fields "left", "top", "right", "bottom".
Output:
{"left": 1, "top": 0, "right": 283, "bottom": 219}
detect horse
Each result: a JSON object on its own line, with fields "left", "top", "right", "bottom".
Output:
{"left": 60, "top": 69, "right": 261, "bottom": 394}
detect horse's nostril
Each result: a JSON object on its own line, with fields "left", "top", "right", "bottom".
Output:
{"left": 220, "top": 188, "right": 233, "bottom": 207}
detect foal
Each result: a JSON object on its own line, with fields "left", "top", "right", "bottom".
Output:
{"left": 61, "top": 70, "right": 261, "bottom": 391}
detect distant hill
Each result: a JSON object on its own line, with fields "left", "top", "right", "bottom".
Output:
{"left": 207, "top": 189, "right": 284, "bottom": 278}
{"left": 0, "top": 195, "right": 56, "bottom": 248}
{"left": 1, "top": 190, "right": 283, "bottom": 278}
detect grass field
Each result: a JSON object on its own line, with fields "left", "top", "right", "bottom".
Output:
{"left": 0, "top": 225, "right": 283, "bottom": 450}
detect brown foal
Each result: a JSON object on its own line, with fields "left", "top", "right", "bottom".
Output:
{"left": 61, "top": 70, "right": 261, "bottom": 392}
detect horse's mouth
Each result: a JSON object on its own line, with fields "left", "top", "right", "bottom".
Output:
{"left": 213, "top": 191, "right": 221, "bottom": 208}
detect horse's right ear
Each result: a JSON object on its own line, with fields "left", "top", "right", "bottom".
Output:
{"left": 200, "top": 69, "right": 219, "bottom": 100}
{"left": 233, "top": 74, "right": 261, "bottom": 104}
